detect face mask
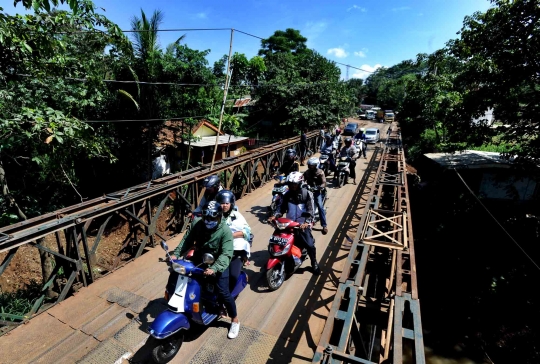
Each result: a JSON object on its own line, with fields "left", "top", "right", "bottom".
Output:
{"left": 204, "top": 219, "right": 218, "bottom": 229}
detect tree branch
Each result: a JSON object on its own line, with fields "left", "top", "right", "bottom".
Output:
{"left": 60, "top": 164, "right": 85, "bottom": 203}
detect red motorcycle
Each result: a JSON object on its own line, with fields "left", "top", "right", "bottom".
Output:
{"left": 265, "top": 217, "right": 309, "bottom": 290}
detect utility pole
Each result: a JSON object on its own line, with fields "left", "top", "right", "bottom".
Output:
{"left": 346, "top": 65, "right": 350, "bottom": 81}
{"left": 210, "top": 28, "right": 234, "bottom": 170}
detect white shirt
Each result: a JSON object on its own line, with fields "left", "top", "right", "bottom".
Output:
{"left": 224, "top": 208, "right": 251, "bottom": 257}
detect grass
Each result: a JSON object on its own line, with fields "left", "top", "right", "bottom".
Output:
{"left": 0, "top": 281, "right": 42, "bottom": 322}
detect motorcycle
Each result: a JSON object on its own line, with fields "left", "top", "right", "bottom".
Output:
{"left": 265, "top": 213, "right": 312, "bottom": 291}
{"left": 354, "top": 139, "right": 366, "bottom": 158}
{"left": 334, "top": 156, "right": 352, "bottom": 188}
{"left": 268, "top": 175, "right": 288, "bottom": 215}
{"left": 318, "top": 152, "right": 336, "bottom": 177}
{"left": 147, "top": 241, "right": 248, "bottom": 363}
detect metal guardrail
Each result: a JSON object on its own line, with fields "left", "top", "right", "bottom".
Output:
{"left": 312, "top": 125, "right": 425, "bottom": 363}
{"left": 0, "top": 131, "right": 321, "bottom": 329}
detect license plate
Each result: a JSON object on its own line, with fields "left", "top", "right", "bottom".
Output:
{"left": 270, "top": 236, "right": 288, "bottom": 245}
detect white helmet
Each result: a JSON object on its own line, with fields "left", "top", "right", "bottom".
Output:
{"left": 307, "top": 157, "right": 320, "bottom": 168}
{"left": 286, "top": 171, "right": 304, "bottom": 184}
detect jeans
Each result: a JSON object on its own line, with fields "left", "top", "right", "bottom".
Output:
{"left": 314, "top": 191, "right": 327, "bottom": 228}
{"left": 295, "top": 228, "right": 317, "bottom": 266}
{"left": 216, "top": 267, "right": 237, "bottom": 318}
{"left": 229, "top": 250, "right": 247, "bottom": 291}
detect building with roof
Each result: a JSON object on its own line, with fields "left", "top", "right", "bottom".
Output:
{"left": 423, "top": 150, "right": 537, "bottom": 202}
{"left": 154, "top": 119, "right": 249, "bottom": 173}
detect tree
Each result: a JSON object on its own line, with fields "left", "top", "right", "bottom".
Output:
{"left": 258, "top": 28, "right": 308, "bottom": 56}
{"left": 445, "top": 0, "right": 540, "bottom": 166}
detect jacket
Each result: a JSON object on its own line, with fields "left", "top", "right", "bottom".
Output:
{"left": 172, "top": 219, "right": 233, "bottom": 273}
{"left": 303, "top": 168, "right": 326, "bottom": 189}
{"left": 193, "top": 185, "right": 224, "bottom": 213}
{"left": 276, "top": 187, "right": 315, "bottom": 224}
{"left": 224, "top": 209, "right": 251, "bottom": 256}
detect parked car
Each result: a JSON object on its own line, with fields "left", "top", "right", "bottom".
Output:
{"left": 343, "top": 122, "right": 358, "bottom": 136}
{"left": 364, "top": 128, "right": 380, "bottom": 143}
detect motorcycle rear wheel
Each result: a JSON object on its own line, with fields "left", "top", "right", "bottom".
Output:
{"left": 150, "top": 332, "right": 184, "bottom": 364}
{"left": 266, "top": 263, "right": 285, "bottom": 291}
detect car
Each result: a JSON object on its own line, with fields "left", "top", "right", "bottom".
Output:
{"left": 365, "top": 110, "right": 376, "bottom": 120}
{"left": 343, "top": 122, "right": 358, "bottom": 136}
{"left": 384, "top": 112, "right": 395, "bottom": 122}
{"left": 364, "top": 128, "right": 380, "bottom": 143}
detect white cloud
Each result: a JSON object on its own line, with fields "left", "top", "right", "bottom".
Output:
{"left": 347, "top": 5, "right": 367, "bottom": 12}
{"left": 195, "top": 12, "right": 207, "bottom": 19}
{"left": 327, "top": 47, "right": 348, "bottom": 58}
{"left": 351, "top": 64, "right": 383, "bottom": 79}
{"left": 392, "top": 6, "right": 411, "bottom": 12}
{"left": 304, "top": 21, "right": 328, "bottom": 47}
{"left": 354, "top": 51, "right": 366, "bottom": 58}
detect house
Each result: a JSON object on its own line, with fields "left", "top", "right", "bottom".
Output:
{"left": 423, "top": 150, "right": 538, "bottom": 202}
{"left": 155, "top": 119, "right": 249, "bottom": 172}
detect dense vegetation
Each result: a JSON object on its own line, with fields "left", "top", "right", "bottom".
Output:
{"left": 0, "top": 0, "right": 359, "bottom": 224}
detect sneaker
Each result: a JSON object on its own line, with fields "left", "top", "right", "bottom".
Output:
{"left": 322, "top": 227, "right": 328, "bottom": 235}
{"left": 312, "top": 263, "right": 321, "bottom": 276}
{"left": 228, "top": 321, "right": 240, "bottom": 339}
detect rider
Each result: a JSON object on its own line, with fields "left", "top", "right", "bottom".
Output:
{"left": 338, "top": 138, "right": 358, "bottom": 185}
{"left": 353, "top": 128, "right": 367, "bottom": 158}
{"left": 303, "top": 157, "right": 328, "bottom": 235}
{"left": 215, "top": 190, "right": 251, "bottom": 291}
{"left": 171, "top": 201, "right": 240, "bottom": 339}
{"left": 268, "top": 172, "right": 321, "bottom": 275}
{"left": 278, "top": 148, "right": 300, "bottom": 176}
{"left": 299, "top": 129, "right": 308, "bottom": 166}
{"left": 193, "top": 174, "right": 223, "bottom": 215}
{"left": 320, "top": 134, "right": 337, "bottom": 171}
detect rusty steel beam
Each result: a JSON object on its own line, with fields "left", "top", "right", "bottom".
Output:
{"left": 313, "top": 124, "right": 425, "bottom": 364}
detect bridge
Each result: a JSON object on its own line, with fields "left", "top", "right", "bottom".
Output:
{"left": 0, "top": 121, "right": 424, "bottom": 364}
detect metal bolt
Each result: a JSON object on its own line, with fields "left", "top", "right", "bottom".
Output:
{"left": 76, "top": 218, "right": 82, "bottom": 224}
{"left": 324, "top": 345, "right": 333, "bottom": 354}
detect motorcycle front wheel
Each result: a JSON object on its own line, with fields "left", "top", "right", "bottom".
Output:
{"left": 266, "top": 263, "right": 285, "bottom": 291}
{"left": 150, "top": 332, "right": 184, "bottom": 364}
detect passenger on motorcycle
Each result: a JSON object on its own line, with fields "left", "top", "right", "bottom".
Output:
{"left": 192, "top": 174, "right": 223, "bottom": 215}
{"left": 267, "top": 172, "right": 321, "bottom": 275}
{"left": 320, "top": 134, "right": 337, "bottom": 171}
{"left": 353, "top": 128, "right": 367, "bottom": 158}
{"left": 215, "top": 190, "right": 251, "bottom": 291}
{"left": 171, "top": 201, "right": 240, "bottom": 339}
{"left": 303, "top": 157, "right": 328, "bottom": 235}
{"left": 278, "top": 148, "right": 300, "bottom": 175}
{"left": 338, "top": 138, "right": 358, "bottom": 185}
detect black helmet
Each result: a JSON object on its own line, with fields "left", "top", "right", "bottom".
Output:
{"left": 345, "top": 137, "right": 352, "bottom": 146}
{"left": 202, "top": 174, "right": 220, "bottom": 189}
{"left": 285, "top": 148, "right": 297, "bottom": 160}
{"left": 216, "top": 189, "right": 235, "bottom": 207}
{"left": 202, "top": 200, "right": 223, "bottom": 218}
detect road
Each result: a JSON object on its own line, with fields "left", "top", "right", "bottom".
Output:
{"left": 0, "top": 120, "right": 387, "bottom": 364}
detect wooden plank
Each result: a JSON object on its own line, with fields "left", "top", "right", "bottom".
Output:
{"left": 393, "top": 294, "right": 404, "bottom": 363}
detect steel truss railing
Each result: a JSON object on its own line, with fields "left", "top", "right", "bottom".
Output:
{"left": 313, "top": 125, "right": 425, "bottom": 364}
{"left": 0, "top": 131, "right": 321, "bottom": 330}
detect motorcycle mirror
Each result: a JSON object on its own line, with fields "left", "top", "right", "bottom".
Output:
{"left": 202, "top": 253, "right": 215, "bottom": 265}
{"left": 160, "top": 241, "right": 169, "bottom": 252}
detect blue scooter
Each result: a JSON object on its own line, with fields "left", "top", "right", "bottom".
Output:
{"left": 147, "top": 241, "right": 248, "bottom": 363}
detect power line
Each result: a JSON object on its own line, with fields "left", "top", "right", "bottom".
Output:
{"left": 83, "top": 115, "right": 211, "bottom": 123}
{"left": 454, "top": 168, "right": 540, "bottom": 272}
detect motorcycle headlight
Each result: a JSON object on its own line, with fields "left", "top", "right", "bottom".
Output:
{"left": 172, "top": 262, "right": 186, "bottom": 275}
{"left": 276, "top": 221, "right": 290, "bottom": 230}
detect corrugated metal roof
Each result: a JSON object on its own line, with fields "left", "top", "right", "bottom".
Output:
{"left": 233, "top": 98, "right": 252, "bottom": 107}
{"left": 424, "top": 150, "right": 512, "bottom": 169}
{"left": 187, "top": 135, "right": 249, "bottom": 147}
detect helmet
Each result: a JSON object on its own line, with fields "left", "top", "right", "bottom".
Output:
{"left": 202, "top": 200, "right": 223, "bottom": 218}
{"left": 285, "top": 148, "right": 297, "bottom": 160}
{"left": 216, "top": 189, "right": 235, "bottom": 206}
{"left": 307, "top": 157, "right": 319, "bottom": 169}
{"left": 286, "top": 171, "right": 304, "bottom": 185}
{"left": 324, "top": 133, "right": 332, "bottom": 141}
{"left": 203, "top": 175, "right": 220, "bottom": 189}
{"left": 360, "top": 128, "right": 365, "bottom": 132}
{"left": 345, "top": 138, "right": 352, "bottom": 146}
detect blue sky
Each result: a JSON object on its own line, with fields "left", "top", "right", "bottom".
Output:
{"left": 5, "top": 0, "right": 493, "bottom": 78}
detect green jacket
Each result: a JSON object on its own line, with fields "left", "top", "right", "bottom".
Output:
{"left": 172, "top": 219, "right": 233, "bottom": 273}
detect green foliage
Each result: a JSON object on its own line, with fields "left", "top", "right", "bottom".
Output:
{"left": 258, "top": 28, "right": 308, "bottom": 56}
